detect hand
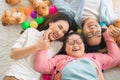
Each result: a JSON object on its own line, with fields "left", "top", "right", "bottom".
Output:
{"left": 110, "top": 27, "right": 120, "bottom": 37}
{"left": 35, "top": 30, "right": 52, "bottom": 50}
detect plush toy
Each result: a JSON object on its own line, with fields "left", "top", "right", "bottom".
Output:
{"left": 109, "top": 19, "right": 120, "bottom": 68}
{"left": 109, "top": 19, "right": 120, "bottom": 47}
{"left": 29, "top": 0, "right": 51, "bottom": 17}
{"left": 5, "top": 0, "right": 21, "bottom": 5}
{"left": 1, "top": 8, "right": 26, "bottom": 26}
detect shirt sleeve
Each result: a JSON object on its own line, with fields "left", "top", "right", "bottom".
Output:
{"left": 50, "top": 0, "right": 76, "bottom": 20}
{"left": 34, "top": 50, "right": 56, "bottom": 74}
{"left": 12, "top": 29, "right": 29, "bottom": 48}
{"left": 100, "top": 29, "right": 120, "bottom": 70}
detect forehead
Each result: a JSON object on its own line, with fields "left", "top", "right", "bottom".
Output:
{"left": 85, "top": 18, "right": 98, "bottom": 24}
{"left": 68, "top": 34, "right": 80, "bottom": 40}
{"left": 56, "top": 20, "right": 69, "bottom": 29}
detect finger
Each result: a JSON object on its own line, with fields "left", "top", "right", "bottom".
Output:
{"left": 115, "top": 27, "right": 120, "bottom": 34}
{"left": 111, "top": 29, "right": 119, "bottom": 37}
{"left": 43, "top": 29, "right": 52, "bottom": 40}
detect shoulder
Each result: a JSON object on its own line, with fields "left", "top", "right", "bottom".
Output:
{"left": 25, "top": 28, "right": 44, "bottom": 36}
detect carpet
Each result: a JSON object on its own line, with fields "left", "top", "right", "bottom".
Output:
{"left": 0, "top": 0, "right": 120, "bottom": 80}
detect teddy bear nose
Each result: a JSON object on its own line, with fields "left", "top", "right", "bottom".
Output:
{"left": 16, "top": 18, "right": 21, "bottom": 23}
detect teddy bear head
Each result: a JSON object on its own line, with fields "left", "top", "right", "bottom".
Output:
{"left": 1, "top": 8, "right": 26, "bottom": 26}
{"left": 114, "top": 19, "right": 120, "bottom": 28}
{"left": 109, "top": 19, "right": 120, "bottom": 47}
{"left": 5, "top": 0, "right": 21, "bottom": 5}
{"left": 29, "top": 0, "right": 51, "bottom": 17}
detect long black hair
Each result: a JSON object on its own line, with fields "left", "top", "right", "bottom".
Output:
{"left": 37, "top": 12, "right": 78, "bottom": 37}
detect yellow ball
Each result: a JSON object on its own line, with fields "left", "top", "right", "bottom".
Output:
{"left": 77, "top": 28, "right": 82, "bottom": 34}
{"left": 30, "top": 21, "right": 38, "bottom": 28}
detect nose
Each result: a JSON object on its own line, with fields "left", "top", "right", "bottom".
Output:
{"left": 58, "top": 30, "right": 63, "bottom": 36}
{"left": 73, "top": 42, "right": 79, "bottom": 46}
{"left": 90, "top": 29, "right": 97, "bottom": 35}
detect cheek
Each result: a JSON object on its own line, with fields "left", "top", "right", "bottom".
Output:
{"left": 65, "top": 45, "right": 72, "bottom": 54}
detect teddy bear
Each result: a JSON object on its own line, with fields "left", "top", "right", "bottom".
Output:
{"left": 29, "top": 0, "right": 51, "bottom": 17}
{"left": 5, "top": 0, "right": 21, "bottom": 5}
{"left": 109, "top": 19, "right": 120, "bottom": 68}
{"left": 1, "top": 8, "right": 26, "bottom": 26}
{"left": 109, "top": 19, "right": 120, "bottom": 47}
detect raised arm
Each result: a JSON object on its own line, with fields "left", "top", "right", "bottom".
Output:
{"left": 101, "top": 28, "right": 120, "bottom": 69}
{"left": 34, "top": 50, "right": 56, "bottom": 74}
{"left": 11, "top": 28, "right": 49, "bottom": 59}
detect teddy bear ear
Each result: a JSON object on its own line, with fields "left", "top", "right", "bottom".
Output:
{"left": 5, "top": 0, "right": 8, "bottom": 3}
{"left": 1, "top": 18, "right": 9, "bottom": 26}
{"left": 2, "top": 22, "right": 9, "bottom": 26}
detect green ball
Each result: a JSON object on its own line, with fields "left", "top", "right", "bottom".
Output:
{"left": 21, "top": 21, "right": 30, "bottom": 30}
{"left": 35, "top": 17, "right": 45, "bottom": 24}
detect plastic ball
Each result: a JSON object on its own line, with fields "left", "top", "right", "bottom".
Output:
{"left": 77, "top": 28, "right": 82, "bottom": 34}
{"left": 35, "top": 17, "right": 45, "bottom": 24}
{"left": 99, "top": 22, "right": 106, "bottom": 27}
{"left": 49, "top": 6, "right": 57, "bottom": 15}
{"left": 24, "top": 6, "right": 33, "bottom": 16}
{"left": 31, "top": 11, "right": 37, "bottom": 19}
{"left": 30, "top": 21, "right": 38, "bottom": 28}
{"left": 21, "top": 21, "right": 30, "bottom": 30}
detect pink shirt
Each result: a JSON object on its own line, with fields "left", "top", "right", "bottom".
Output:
{"left": 34, "top": 30, "right": 120, "bottom": 80}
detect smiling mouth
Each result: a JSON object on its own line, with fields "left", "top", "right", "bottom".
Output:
{"left": 89, "top": 25, "right": 97, "bottom": 29}
{"left": 72, "top": 49, "right": 80, "bottom": 52}
{"left": 53, "top": 33, "right": 58, "bottom": 39}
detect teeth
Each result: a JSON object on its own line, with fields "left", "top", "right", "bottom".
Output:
{"left": 90, "top": 25, "right": 96, "bottom": 28}
{"left": 73, "top": 49, "right": 79, "bottom": 51}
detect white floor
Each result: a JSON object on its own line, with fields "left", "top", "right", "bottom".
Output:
{"left": 0, "top": 0, "right": 120, "bottom": 80}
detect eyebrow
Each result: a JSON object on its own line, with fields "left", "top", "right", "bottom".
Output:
{"left": 59, "top": 24, "right": 67, "bottom": 33}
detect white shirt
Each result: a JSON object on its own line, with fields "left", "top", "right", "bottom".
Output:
{"left": 82, "top": 0, "right": 101, "bottom": 21}
{"left": 6, "top": 28, "right": 63, "bottom": 80}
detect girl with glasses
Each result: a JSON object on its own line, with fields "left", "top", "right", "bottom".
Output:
{"left": 34, "top": 29, "right": 120, "bottom": 80}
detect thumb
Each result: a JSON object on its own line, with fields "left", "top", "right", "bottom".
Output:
{"left": 43, "top": 29, "right": 52, "bottom": 40}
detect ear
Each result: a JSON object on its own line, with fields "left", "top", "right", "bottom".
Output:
{"left": 5, "top": 0, "right": 8, "bottom": 3}
{"left": 49, "top": 22, "right": 53, "bottom": 26}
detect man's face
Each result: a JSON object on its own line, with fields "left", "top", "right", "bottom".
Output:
{"left": 82, "top": 18, "right": 102, "bottom": 46}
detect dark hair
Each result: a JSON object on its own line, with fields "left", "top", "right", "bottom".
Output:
{"left": 58, "top": 32, "right": 85, "bottom": 55}
{"left": 37, "top": 12, "right": 78, "bottom": 37}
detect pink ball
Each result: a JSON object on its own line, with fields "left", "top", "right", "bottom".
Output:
{"left": 49, "top": 5, "right": 57, "bottom": 15}
{"left": 42, "top": 74, "right": 51, "bottom": 80}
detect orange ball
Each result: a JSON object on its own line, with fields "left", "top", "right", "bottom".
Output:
{"left": 24, "top": 6, "right": 33, "bottom": 16}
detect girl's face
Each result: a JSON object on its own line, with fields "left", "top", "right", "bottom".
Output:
{"left": 65, "top": 34, "right": 85, "bottom": 58}
{"left": 83, "top": 18, "right": 102, "bottom": 46}
{"left": 48, "top": 20, "right": 69, "bottom": 41}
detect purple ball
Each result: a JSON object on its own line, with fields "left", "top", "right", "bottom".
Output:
{"left": 31, "top": 11, "right": 37, "bottom": 19}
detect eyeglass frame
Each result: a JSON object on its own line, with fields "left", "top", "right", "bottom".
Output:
{"left": 85, "top": 31, "right": 102, "bottom": 38}
{"left": 66, "top": 38, "right": 83, "bottom": 45}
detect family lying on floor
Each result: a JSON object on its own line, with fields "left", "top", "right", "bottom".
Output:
{"left": 3, "top": 0, "right": 120, "bottom": 80}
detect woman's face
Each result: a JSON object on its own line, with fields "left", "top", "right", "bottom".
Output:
{"left": 83, "top": 18, "right": 102, "bottom": 46}
{"left": 48, "top": 20, "right": 69, "bottom": 41}
{"left": 65, "top": 34, "right": 85, "bottom": 58}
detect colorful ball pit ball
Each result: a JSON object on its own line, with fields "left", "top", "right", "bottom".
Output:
{"left": 30, "top": 21, "right": 38, "bottom": 28}
{"left": 35, "top": 17, "right": 45, "bottom": 24}
{"left": 21, "top": 21, "right": 30, "bottom": 30}
{"left": 31, "top": 11, "right": 37, "bottom": 19}
{"left": 49, "top": 6, "right": 57, "bottom": 15}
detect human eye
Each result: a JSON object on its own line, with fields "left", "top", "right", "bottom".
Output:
{"left": 67, "top": 39, "right": 74, "bottom": 45}
{"left": 95, "top": 31, "right": 101, "bottom": 37}
{"left": 63, "top": 31, "right": 67, "bottom": 34}
{"left": 76, "top": 39, "right": 82, "bottom": 45}
{"left": 58, "top": 24, "right": 62, "bottom": 29}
